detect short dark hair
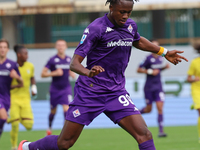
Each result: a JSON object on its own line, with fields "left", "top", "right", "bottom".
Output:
{"left": 0, "top": 39, "right": 9, "bottom": 48}
{"left": 105, "top": 0, "right": 138, "bottom": 6}
{"left": 193, "top": 43, "right": 200, "bottom": 53}
{"left": 13, "top": 44, "right": 25, "bottom": 54}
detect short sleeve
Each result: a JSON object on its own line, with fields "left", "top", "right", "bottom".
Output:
{"left": 74, "top": 25, "right": 101, "bottom": 58}
{"left": 187, "top": 60, "right": 195, "bottom": 76}
{"left": 139, "top": 57, "right": 149, "bottom": 69}
{"left": 132, "top": 23, "right": 140, "bottom": 42}
{"left": 14, "top": 63, "right": 20, "bottom": 76}
{"left": 45, "top": 59, "right": 52, "bottom": 69}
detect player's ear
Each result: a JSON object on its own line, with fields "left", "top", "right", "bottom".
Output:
{"left": 109, "top": 4, "right": 113, "bottom": 12}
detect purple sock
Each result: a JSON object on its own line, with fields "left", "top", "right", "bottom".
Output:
{"left": 48, "top": 113, "right": 55, "bottom": 129}
{"left": 29, "top": 135, "right": 59, "bottom": 150}
{"left": 139, "top": 139, "right": 156, "bottom": 150}
{"left": 158, "top": 114, "right": 163, "bottom": 133}
{"left": 140, "top": 108, "right": 146, "bottom": 114}
{"left": 0, "top": 119, "right": 6, "bottom": 138}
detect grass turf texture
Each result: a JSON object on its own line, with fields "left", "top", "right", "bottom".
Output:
{"left": 0, "top": 126, "right": 199, "bottom": 150}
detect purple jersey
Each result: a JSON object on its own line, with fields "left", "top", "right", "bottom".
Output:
{"left": 45, "top": 55, "right": 72, "bottom": 92}
{"left": 75, "top": 13, "right": 140, "bottom": 93}
{"left": 139, "top": 54, "right": 165, "bottom": 91}
{"left": 0, "top": 59, "right": 20, "bottom": 110}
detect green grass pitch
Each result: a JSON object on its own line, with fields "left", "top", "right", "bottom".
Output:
{"left": 0, "top": 126, "right": 199, "bottom": 150}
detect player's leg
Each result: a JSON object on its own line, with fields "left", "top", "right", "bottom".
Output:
{"left": 19, "top": 120, "right": 84, "bottom": 150}
{"left": 119, "top": 114, "right": 156, "bottom": 150}
{"left": 197, "top": 109, "right": 200, "bottom": 143}
{"left": 140, "top": 91, "right": 153, "bottom": 114}
{"left": 105, "top": 91, "right": 156, "bottom": 149}
{"left": 140, "top": 104, "right": 152, "bottom": 114}
{"left": 0, "top": 107, "right": 7, "bottom": 138}
{"left": 8, "top": 101, "right": 20, "bottom": 149}
{"left": 156, "top": 101, "right": 166, "bottom": 137}
{"left": 62, "top": 104, "right": 69, "bottom": 118}
{"left": 47, "top": 105, "right": 57, "bottom": 135}
{"left": 192, "top": 93, "right": 200, "bottom": 142}
{"left": 20, "top": 103, "right": 34, "bottom": 131}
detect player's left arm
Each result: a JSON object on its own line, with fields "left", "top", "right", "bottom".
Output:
{"left": 69, "top": 70, "right": 76, "bottom": 79}
{"left": 132, "top": 36, "right": 188, "bottom": 65}
{"left": 31, "top": 64, "right": 37, "bottom": 96}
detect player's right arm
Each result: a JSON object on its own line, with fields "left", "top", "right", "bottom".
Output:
{"left": 70, "top": 54, "right": 104, "bottom": 78}
{"left": 41, "top": 67, "right": 63, "bottom": 78}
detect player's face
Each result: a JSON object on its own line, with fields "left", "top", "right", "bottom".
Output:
{"left": 0, "top": 42, "right": 9, "bottom": 58}
{"left": 19, "top": 48, "right": 28, "bottom": 62}
{"left": 110, "top": 0, "right": 133, "bottom": 27}
{"left": 56, "top": 40, "right": 67, "bottom": 55}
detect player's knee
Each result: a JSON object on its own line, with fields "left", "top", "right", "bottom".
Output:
{"left": 136, "top": 129, "right": 153, "bottom": 144}
{"left": 22, "top": 120, "right": 33, "bottom": 130}
{"left": 57, "top": 138, "right": 75, "bottom": 150}
{"left": 146, "top": 109, "right": 152, "bottom": 113}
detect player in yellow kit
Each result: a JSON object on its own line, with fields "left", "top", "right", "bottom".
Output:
{"left": 187, "top": 44, "right": 200, "bottom": 143}
{"left": 8, "top": 45, "right": 37, "bottom": 150}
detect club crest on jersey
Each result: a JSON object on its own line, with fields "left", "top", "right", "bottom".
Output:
{"left": 54, "top": 58, "right": 60, "bottom": 62}
{"left": 106, "top": 27, "right": 114, "bottom": 33}
{"left": 27, "top": 69, "right": 30, "bottom": 74}
{"left": 84, "top": 28, "right": 89, "bottom": 34}
{"left": 128, "top": 24, "right": 133, "bottom": 33}
{"left": 73, "top": 109, "right": 81, "bottom": 117}
{"left": 6, "top": 63, "right": 11, "bottom": 68}
{"left": 80, "top": 34, "right": 87, "bottom": 44}
{"left": 66, "top": 57, "right": 71, "bottom": 62}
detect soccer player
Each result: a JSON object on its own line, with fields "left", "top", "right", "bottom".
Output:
{"left": 41, "top": 39, "right": 76, "bottom": 135}
{"left": 18, "top": 0, "right": 188, "bottom": 150}
{"left": 137, "top": 39, "right": 170, "bottom": 137}
{"left": 0, "top": 39, "right": 23, "bottom": 139}
{"left": 187, "top": 44, "right": 200, "bottom": 143}
{"left": 8, "top": 45, "right": 37, "bottom": 150}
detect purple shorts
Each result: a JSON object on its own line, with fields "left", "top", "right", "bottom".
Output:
{"left": 66, "top": 85, "right": 140, "bottom": 126}
{"left": 0, "top": 98, "right": 10, "bottom": 112}
{"left": 144, "top": 89, "right": 165, "bottom": 105}
{"left": 50, "top": 87, "right": 72, "bottom": 109}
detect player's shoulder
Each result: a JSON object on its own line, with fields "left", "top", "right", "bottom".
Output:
{"left": 126, "top": 18, "right": 137, "bottom": 25}
{"left": 86, "top": 15, "right": 108, "bottom": 34}
{"left": 6, "top": 58, "right": 16, "bottom": 64}
{"left": 25, "top": 61, "right": 34, "bottom": 67}
{"left": 125, "top": 18, "right": 138, "bottom": 28}
{"left": 6, "top": 58, "right": 18, "bottom": 67}
{"left": 191, "top": 57, "right": 200, "bottom": 64}
{"left": 48, "top": 55, "right": 58, "bottom": 61}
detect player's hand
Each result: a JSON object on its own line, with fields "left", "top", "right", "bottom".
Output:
{"left": 55, "top": 68, "right": 63, "bottom": 76}
{"left": 195, "top": 76, "right": 200, "bottom": 82}
{"left": 165, "top": 63, "right": 170, "bottom": 69}
{"left": 32, "top": 91, "right": 36, "bottom": 96}
{"left": 165, "top": 50, "right": 188, "bottom": 65}
{"left": 88, "top": 65, "right": 105, "bottom": 77}
{"left": 152, "top": 69, "right": 160, "bottom": 76}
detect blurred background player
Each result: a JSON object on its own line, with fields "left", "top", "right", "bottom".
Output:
{"left": 7, "top": 45, "right": 37, "bottom": 150}
{"left": 0, "top": 39, "right": 23, "bottom": 139}
{"left": 187, "top": 43, "right": 200, "bottom": 143}
{"left": 137, "top": 39, "right": 170, "bottom": 137}
{"left": 41, "top": 39, "right": 76, "bottom": 135}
